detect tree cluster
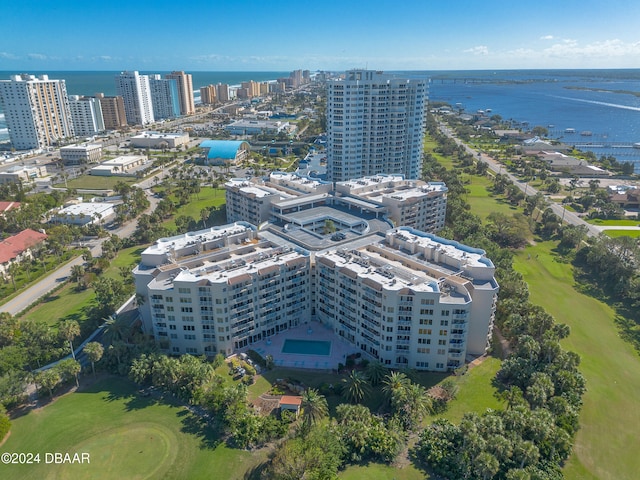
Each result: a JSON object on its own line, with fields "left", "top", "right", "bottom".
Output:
{"left": 413, "top": 124, "right": 585, "bottom": 479}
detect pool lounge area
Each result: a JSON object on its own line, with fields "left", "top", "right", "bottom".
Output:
{"left": 246, "top": 322, "right": 358, "bottom": 370}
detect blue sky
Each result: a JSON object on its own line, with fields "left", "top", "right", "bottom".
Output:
{"left": 1, "top": 0, "right": 639, "bottom": 71}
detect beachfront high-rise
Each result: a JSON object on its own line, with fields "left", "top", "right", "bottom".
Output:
{"left": 0, "top": 74, "right": 75, "bottom": 150}
{"left": 165, "top": 71, "right": 195, "bottom": 116}
{"left": 149, "top": 75, "right": 181, "bottom": 120}
{"left": 115, "top": 71, "right": 155, "bottom": 126}
{"left": 68, "top": 95, "right": 105, "bottom": 137}
{"left": 95, "top": 93, "right": 127, "bottom": 130}
{"left": 326, "top": 70, "right": 428, "bottom": 182}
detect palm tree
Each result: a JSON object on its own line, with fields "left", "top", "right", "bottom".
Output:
{"left": 365, "top": 360, "right": 388, "bottom": 386}
{"left": 37, "top": 369, "right": 60, "bottom": 398}
{"left": 200, "top": 208, "right": 210, "bottom": 228}
{"left": 102, "top": 315, "right": 129, "bottom": 345}
{"left": 341, "top": 370, "right": 371, "bottom": 404}
{"left": 301, "top": 388, "right": 328, "bottom": 428}
{"left": 57, "top": 358, "right": 81, "bottom": 388}
{"left": 59, "top": 320, "right": 80, "bottom": 360}
{"left": 84, "top": 341, "right": 104, "bottom": 378}
{"left": 382, "top": 371, "right": 410, "bottom": 404}
{"left": 400, "top": 383, "right": 432, "bottom": 430}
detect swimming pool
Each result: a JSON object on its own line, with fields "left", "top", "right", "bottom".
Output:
{"left": 282, "top": 339, "right": 332, "bottom": 356}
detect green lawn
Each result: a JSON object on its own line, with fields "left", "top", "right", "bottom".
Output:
{"left": 163, "top": 187, "right": 227, "bottom": 232}
{"left": 602, "top": 229, "right": 640, "bottom": 238}
{"left": 586, "top": 218, "right": 640, "bottom": 226}
{"left": 21, "top": 282, "right": 95, "bottom": 329}
{"left": 435, "top": 356, "right": 502, "bottom": 424}
{"left": 340, "top": 462, "right": 427, "bottom": 480}
{"left": 60, "top": 175, "right": 139, "bottom": 190}
{"left": 514, "top": 241, "right": 640, "bottom": 480}
{"left": 1, "top": 376, "right": 266, "bottom": 480}
{"left": 463, "top": 177, "right": 519, "bottom": 220}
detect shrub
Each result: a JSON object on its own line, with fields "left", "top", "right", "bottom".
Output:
{"left": 0, "top": 412, "right": 10, "bottom": 442}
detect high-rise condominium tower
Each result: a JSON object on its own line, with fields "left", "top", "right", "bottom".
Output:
{"left": 0, "top": 74, "right": 75, "bottom": 150}
{"left": 115, "top": 71, "right": 155, "bottom": 126}
{"left": 165, "top": 71, "right": 195, "bottom": 116}
{"left": 326, "top": 70, "right": 428, "bottom": 182}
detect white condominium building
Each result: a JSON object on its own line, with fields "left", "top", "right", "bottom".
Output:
{"left": 134, "top": 222, "right": 498, "bottom": 371}
{"left": 316, "top": 228, "right": 498, "bottom": 370}
{"left": 68, "top": 95, "right": 105, "bottom": 136}
{"left": 225, "top": 173, "right": 446, "bottom": 234}
{"left": 134, "top": 223, "right": 311, "bottom": 356}
{"left": 225, "top": 178, "right": 296, "bottom": 226}
{"left": 335, "top": 175, "right": 448, "bottom": 233}
{"left": 326, "top": 69, "right": 428, "bottom": 182}
{"left": 115, "top": 71, "right": 155, "bottom": 125}
{"left": 0, "top": 74, "right": 75, "bottom": 150}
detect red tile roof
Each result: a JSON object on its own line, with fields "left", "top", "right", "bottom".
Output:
{"left": 279, "top": 395, "right": 302, "bottom": 406}
{"left": 0, "top": 229, "right": 48, "bottom": 264}
{"left": 0, "top": 201, "right": 21, "bottom": 214}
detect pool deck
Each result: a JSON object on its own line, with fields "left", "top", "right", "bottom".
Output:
{"left": 244, "top": 321, "right": 359, "bottom": 370}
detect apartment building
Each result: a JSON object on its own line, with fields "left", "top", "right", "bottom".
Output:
{"left": 335, "top": 175, "right": 448, "bottom": 233}
{"left": 68, "top": 95, "right": 105, "bottom": 136}
{"left": 165, "top": 71, "right": 195, "bottom": 115}
{"left": 200, "top": 85, "right": 217, "bottom": 105}
{"left": 326, "top": 69, "right": 428, "bottom": 182}
{"left": 225, "top": 173, "right": 446, "bottom": 234}
{"left": 0, "top": 74, "right": 75, "bottom": 150}
{"left": 95, "top": 93, "right": 127, "bottom": 130}
{"left": 115, "top": 71, "right": 155, "bottom": 126}
{"left": 225, "top": 178, "right": 296, "bottom": 225}
{"left": 315, "top": 228, "right": 498, "bottom": 370}
{"left": 216, "top": 83, "right": 230, "bottom": 102}
{"left": 134, "top": 223, "right": 311, "bottom": 356}
{"left": 149, "top": 75, "right": 181, "bottom": 120}
{"left": 134, "top": 223, "right": 497, "bottom": 371}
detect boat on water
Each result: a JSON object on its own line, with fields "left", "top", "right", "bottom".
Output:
{"left": 565, "top": 128, "right": 576, "bottom": 134}
{"left": 634, "top": 142, "right": 640, "bottom": 149}
{"left": 581, "top": 131, "right": 593, "bottom": 137}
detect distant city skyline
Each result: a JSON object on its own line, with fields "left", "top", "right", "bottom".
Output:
{"left": 2, "top": 0, "right": 639, "bottom": 71}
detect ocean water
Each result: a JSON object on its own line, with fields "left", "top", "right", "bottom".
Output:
{"left": 1, "top": 69, "right": 640, "bottom": 168}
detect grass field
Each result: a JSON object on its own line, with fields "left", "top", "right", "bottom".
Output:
{"left": 1, "top": 377, "right": 266, "bottom": 480}
{"left": 162, "top": 187, "right": 227, "bottom": 233}
{"left": 462, "top": 176, "right": 519, "bottom": 220}
{"left": 586, "top": 218, "right": 640, "bottom": 226}
{"left": 60, "top": 175, "right": 139, "bottom": 191}
{"left": 514, "top": 241, "right": 640, "bottom": 480}
{"left": 435, "top": 356, "right": 502, "bottom": 423}
{"left": 340, "top": 462, "right": 427, "bottom": 480}
{"left": 602, "top": 229, "right": 640, "bottom": 238}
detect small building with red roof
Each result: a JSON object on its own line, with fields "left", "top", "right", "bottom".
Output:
{"left": 0, "top": 201, "right": 21, "bottom": 215}
{"left": 278, "top": 395, "right": 302, "bottom": 417}
{"left": 0, "top": 228, "right": 47, "bottom": 277}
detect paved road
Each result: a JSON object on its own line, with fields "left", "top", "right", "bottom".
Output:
{"left": 438, "top": 123, "right": 602, "bottom": 237}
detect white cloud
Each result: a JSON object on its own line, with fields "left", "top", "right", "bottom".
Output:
{"left": 463, "top": 45, "right": 489, "bottom": 56}
{"left": 27, "top": 53, "right": 48, "bottom": 60}
{"left": 540, "top": 35, "right": 554, "bottom": 41}
{"left": 0, "top": 52, "right": 19, "bottom": 60}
